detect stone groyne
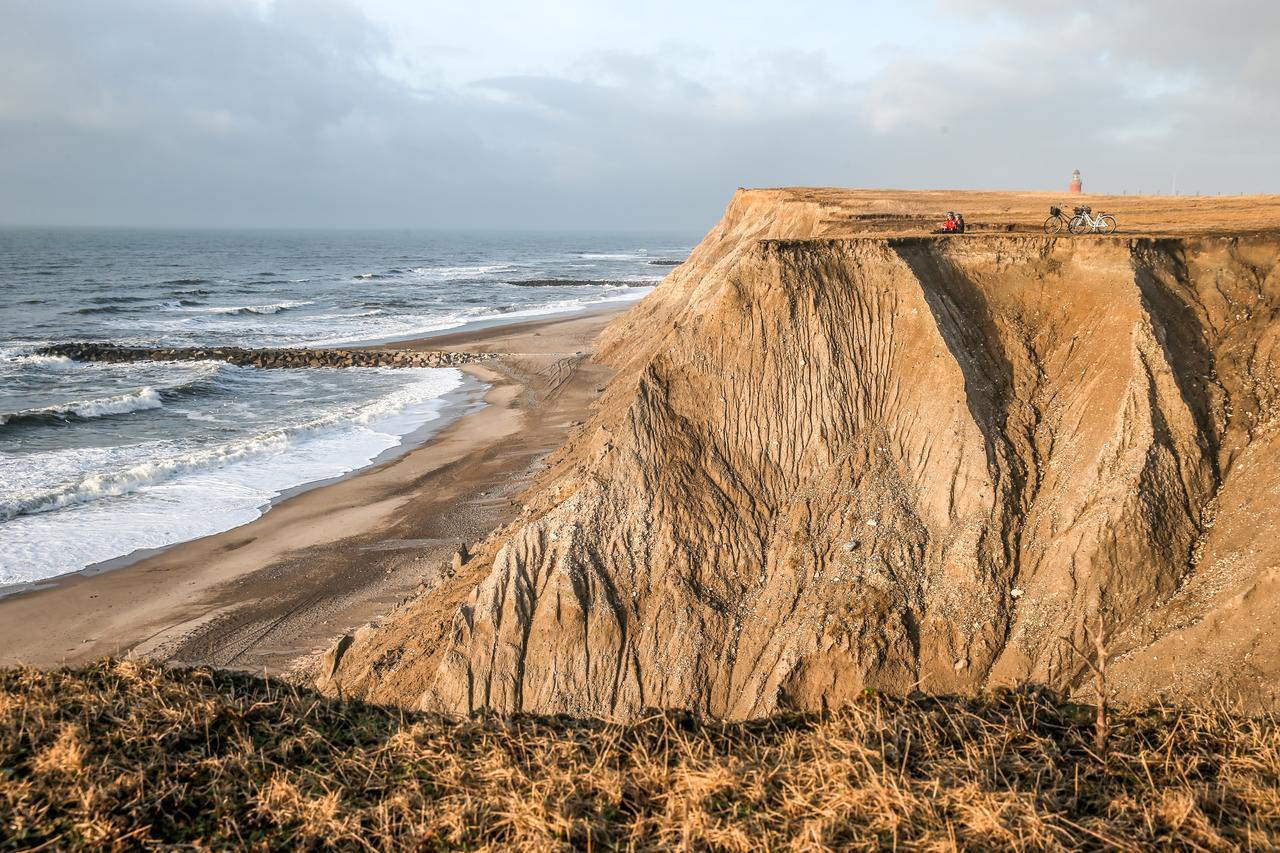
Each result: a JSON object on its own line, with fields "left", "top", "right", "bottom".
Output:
{"left": 37, "top": 343, "right": 494, "bottom": 369}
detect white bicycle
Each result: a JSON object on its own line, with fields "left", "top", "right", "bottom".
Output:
{"left": 1068, "top": 205, "right": 1117, "bottom": 235}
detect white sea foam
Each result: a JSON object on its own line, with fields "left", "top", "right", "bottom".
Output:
{"left": 13, "top": 354, "right": 73, "bottom": 367}
{"left": 201, "top": 300, "right": 313, "bottom": 315}
{"left": 0, "top": 387, "right": 163, "bottom": 426}
{"left": 352, "top": 265, "right": 519, "bottom": 282}
{"left": 0, "top": 368, "right": 466, "bottom": 583}
{"left": 68, "top": 387, "right": 164, "bottom": 419}
{"left": 0, "top": 343, "right": 65, "bottom": 366}
{"left": 0, "top": 346, "right": 27, "bottom": 361}
{"left": 1, "top": 368, "right": 457, "bottom": 521}
{"left": 410, "top": 264, "right": 517, "bottom": 278}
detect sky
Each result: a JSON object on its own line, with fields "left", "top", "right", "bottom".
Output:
{"left": 0, "top": 0, "right": 1276, "bottom": 230}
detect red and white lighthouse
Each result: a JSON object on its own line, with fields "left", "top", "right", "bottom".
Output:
{"left": 1069, "top": 169, "right": 1083, "bottom": 194}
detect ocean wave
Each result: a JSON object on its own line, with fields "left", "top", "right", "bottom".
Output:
{"left": 70, "top": 305, "right": 131, "bottom": 315}
{"left": 1, "top": 427, "right": 287, "bottom": 521}
{"left": 352, "top": 269, "right": 417, "bottom": 280}
{"left": 0, "top": 368, "right": 461, "bottom": 522}
{"left": 88, "top": 295, "right": 151, "bottom": 305}
{"left": 508, "top": 279, "right": 653, "bottom": 288}
{"left": 0, "top": 387, "right": 163, "bottom": 427}
{"left": 201, "top": 300, "right": 313, "bottom": 316}
{"left": 306, "top": 309, "right": 385, "bottom": 321}
{"left": 299, "top": 283, "right": 657, "bottom": 347}
{"left": 11, "top": 354, "right": 74, "bottom": 368}
{"left": 577, "top": 252, "right": 643, "bottom": 260}
{"left": 0, "top": 345, "right": 44, "bottom": 362}
{"left": 163, "top": 278, "right": 212, "bottom": 286}
{"left": 407, "top": 264, "right": 517, "bottom": 280}
{"left": 0, "top": 360, "right": 227, "bottom": 428}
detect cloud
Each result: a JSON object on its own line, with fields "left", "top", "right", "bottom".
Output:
{"left": 0, "top": 0, "right": 1275, "bottom": 229}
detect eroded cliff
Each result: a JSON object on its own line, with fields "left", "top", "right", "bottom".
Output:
{"left": 320, "top": 190, "right": 1280, "bottom": 716}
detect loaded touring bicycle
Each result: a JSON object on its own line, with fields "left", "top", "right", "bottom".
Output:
{"left": 1044, "top": 205, "right": 1117, "bottom": 234}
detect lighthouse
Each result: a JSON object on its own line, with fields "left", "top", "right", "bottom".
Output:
{"left": 1069, "top": 169, "right": 1083, "bottom": 194}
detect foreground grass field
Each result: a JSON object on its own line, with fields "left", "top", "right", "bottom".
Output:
{"left": 1, "top": 661, "right": 1276, "bottom": 850}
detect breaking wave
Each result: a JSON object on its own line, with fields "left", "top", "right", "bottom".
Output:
{"left": 202, "top": 300, "right": 313, "bottom": 316}
{"left": 507, "top": 279, "right": 654, "bottom": 288}
{"left": 0, "top": 368, "right": 461, "bottom": 522}
{"left": 1, "top": 346, "right": 70, "bottom": 367}
{"left": 0, "top": 387, "right": 163, "bottom": 427}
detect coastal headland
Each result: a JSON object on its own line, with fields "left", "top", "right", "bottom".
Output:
{"left": 320, "top": 188, "right": 1280, "bottom": 716}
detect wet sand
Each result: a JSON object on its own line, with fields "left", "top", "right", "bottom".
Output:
{"left": 0, "top": 306, "right": 624, "bottom": 674}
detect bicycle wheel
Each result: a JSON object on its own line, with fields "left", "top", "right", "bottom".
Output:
{"left": 1068, "top": 216, "right": 1090, "bottom": 235}
{"left": 1043, "top": 215, "right": 1063, "bottom": 234}
{"left": 1098, "top": 215, "right": 1117, "bottom": 234}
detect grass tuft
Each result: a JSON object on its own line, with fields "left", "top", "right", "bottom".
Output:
{"left": 1, "top": 661, "right": 1277, "bottom": 850}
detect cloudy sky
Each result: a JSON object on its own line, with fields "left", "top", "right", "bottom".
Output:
{"left": 1, "top": 0, "right": 1275, "bottom": 230}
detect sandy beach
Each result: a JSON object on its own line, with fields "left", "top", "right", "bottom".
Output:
{"left": 0, "top": 306, "right": 624, "bottom": 674}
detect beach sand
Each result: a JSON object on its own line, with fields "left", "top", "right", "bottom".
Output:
{"left": 0, "top": 306, "right": 623, "bottom": 674}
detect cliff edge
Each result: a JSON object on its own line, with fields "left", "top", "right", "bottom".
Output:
{"left": 320, "top": 189, "right": 1280, "bottom": 717}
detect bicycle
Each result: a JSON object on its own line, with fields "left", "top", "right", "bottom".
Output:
{"left": 1043, "top": 206, "right": 1071, "bottom": 234}
{"left": 1069, "top": 205, "right": 1116, "bottom": 234}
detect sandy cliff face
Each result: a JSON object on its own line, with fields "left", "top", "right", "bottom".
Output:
{"left": 322, "top": 190, "right": 1280, "bottom": 716}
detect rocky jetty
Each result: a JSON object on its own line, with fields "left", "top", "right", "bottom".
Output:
{"left": 36, "top": 343, "right": 493, "bottom": 369}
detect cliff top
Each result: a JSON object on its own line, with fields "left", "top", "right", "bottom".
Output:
{"left": 728, "top": 187, "right": 1280, "bottom": 238}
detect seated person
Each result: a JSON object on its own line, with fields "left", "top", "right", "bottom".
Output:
{"left": 936, "top": 212, "right": 957, "bottom": 233}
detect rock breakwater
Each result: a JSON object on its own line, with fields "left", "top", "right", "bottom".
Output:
{"left": 36, "top": 343, "right": 494, "bottom": 369}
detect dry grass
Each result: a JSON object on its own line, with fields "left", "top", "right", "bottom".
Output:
{"left": 1, "top": 661, "right": 1277, "bottom": 850}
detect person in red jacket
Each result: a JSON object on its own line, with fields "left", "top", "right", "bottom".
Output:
{"left": 936, "top": 212, "right": 957, "bottom": 233}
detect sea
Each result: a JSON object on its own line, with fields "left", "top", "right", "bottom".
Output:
{"left": 0, "top": 229, "right": 693, "bottom": 587}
